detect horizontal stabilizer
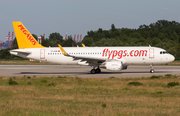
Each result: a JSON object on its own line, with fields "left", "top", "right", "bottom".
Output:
{"left": 9, "top": 49, "right": 31, "bottom": 57}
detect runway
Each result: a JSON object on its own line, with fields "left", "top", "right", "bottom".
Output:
{"left": 0, "top": 65, "right": 180, "bottom": 78}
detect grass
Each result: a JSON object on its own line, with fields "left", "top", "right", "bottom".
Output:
{"left": 167, "top": 82, "right": 179, "bottom": 87}
{"left": 0, "top": 75, "right": 180, "bottom": 115}
{"left": 128, "top": 81, "right": 143, "bottom": 86}
{"left": 150, "top": 75, "right": 161, "bottom": 79}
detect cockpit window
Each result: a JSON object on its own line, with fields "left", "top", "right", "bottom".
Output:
{"left": 160, "top": 51, "right": 168, "bottom": 54}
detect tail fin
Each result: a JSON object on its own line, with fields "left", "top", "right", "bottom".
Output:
{"left": 12, "top": 21, "right": 45, "bottom": 49}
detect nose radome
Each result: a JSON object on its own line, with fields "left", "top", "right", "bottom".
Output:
{"left": 170, "top": 55, "right": 175, "bottom": 62}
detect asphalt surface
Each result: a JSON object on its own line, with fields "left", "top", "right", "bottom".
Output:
{"left": 0, "top": 65, "right": 180, "bottom": 78}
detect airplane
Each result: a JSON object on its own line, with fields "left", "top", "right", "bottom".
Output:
{"left": 10, "top": 21, "right": 175, "bottom": 74}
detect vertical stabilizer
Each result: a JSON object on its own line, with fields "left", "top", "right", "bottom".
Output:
{"left": 12, "top": 21, "right": 45, "bottom": 49}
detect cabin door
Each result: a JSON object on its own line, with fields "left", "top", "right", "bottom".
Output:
{"left": 149, "top": 48, "right": 154, "bottom": 58}
{"left": 40, "top": 49, "right": 45, "bottom": 59}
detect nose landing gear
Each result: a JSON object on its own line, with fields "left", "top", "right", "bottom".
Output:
{"left": 150, "top": 64, "right": 155, "bottom": 73}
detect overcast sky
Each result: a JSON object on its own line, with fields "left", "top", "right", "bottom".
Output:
{"left": 0, "top": 0, "right": 180, "bottom": 41}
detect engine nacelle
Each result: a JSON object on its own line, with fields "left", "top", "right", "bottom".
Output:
{"left": 105, "top": 61, "right": 123, "bottom": 71}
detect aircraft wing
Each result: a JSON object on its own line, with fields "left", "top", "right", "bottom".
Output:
{"left": 72, "top": 56, "right": 105, "bottom": 65}
{"left": 58, "top": 44, "right": 105, "bottom": 65}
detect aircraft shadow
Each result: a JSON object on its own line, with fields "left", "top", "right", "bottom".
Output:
{"left": 20, "top": 72, "right": 87, "bottom": 75}
{"left": 100, "top": 71, "right": 172, "bottom": 74}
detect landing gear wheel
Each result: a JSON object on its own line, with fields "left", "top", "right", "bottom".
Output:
{"left": 150, "top": 69, "right": 155, "bottom": 73}
{"left": 95, "top": 68, "right": 101, "bottom": 73}
{"left": 91, "top": 69, "right": 96, "bottom": 74}
{"left": 150, "top": 64, "right": 155, "bottom": 73}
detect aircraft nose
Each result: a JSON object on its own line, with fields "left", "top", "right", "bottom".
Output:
{"left": 170, "top": 55, "right": 175, "bottom": 62}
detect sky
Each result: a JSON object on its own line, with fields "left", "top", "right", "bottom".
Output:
{"left": 0, "top": 0, "right": 180, "bottom": 41}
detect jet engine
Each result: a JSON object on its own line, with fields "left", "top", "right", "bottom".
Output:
{"left": 105, "top": 61, "right": 123, "bottom": 71}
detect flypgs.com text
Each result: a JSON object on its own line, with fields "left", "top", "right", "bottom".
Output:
{"left": 18, "top": 25, "right": 37, "bottom": 45}
{"left": 102, "top": 49, "right": 148, "bottom": 59}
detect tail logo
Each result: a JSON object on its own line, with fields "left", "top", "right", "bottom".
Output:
{"left": 18, "top": 25, "right": 37, "bottom": 45}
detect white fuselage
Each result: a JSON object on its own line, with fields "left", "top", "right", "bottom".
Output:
{"left": 10, "top": 46, "right": 175, "bottom": 66}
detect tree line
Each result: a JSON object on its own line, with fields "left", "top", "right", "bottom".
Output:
{"left": 0, "top": 20, "right": 180, "bottom": 59}
{"left": 82, "top": 20, "right": 180, "bottom": 59}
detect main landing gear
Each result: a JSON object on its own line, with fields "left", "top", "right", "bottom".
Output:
{"left": 150, "top": 64, "right": 155, "bottom": 73}
{"left": 91, "top": 66, "right": 101, "bottom": 74}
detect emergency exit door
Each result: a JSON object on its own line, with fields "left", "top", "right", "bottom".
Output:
{"left": 40, "top": 49, "right": 45, "bottom": 59}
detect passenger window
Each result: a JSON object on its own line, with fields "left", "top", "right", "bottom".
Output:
{"left": 160, "top": 51, "right": 162, "bottom": 54}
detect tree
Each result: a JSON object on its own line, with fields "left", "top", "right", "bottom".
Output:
{"left": 151, "top": 37, "right": 161, "bottom": 46}
{"left": 12, "top": 38, "right": 18, "bottom": 49}
{"left": 98, "top": 28, "right": 103, "bottom": 33}
{"left": 49, "top": 32, "right": 63, "bottom": 44}
{"left": 170, "top": 32, "right": 179, "bottom": 42}
{"left": 62, "top": 36, "right": 75, "bottom": 47}
{"left": 0, "top": 48, "right": 11, "bottom": 59}
{"left": 111, "top": 24, "right": 116, "bottom": 32}
{"left": 87, "top": 31, "right": 95, "bottom": 37}
{"left": 82, "top": 37, "right": 94, "bottom": 46}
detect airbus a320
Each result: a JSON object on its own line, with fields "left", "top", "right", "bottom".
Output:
{"left": 10, "top": 22, "right": 175, "bottom": 74}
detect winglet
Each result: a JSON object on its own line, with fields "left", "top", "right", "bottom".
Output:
{"left": 58, "top": 44, "right": 67, "bottom": 55}
{"left": 82, "top": 43, "right": 86, "bottom": 47}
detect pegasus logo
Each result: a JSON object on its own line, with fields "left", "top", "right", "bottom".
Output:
{"left": 18, "top": 25, "right": 37, "bottom": 45}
